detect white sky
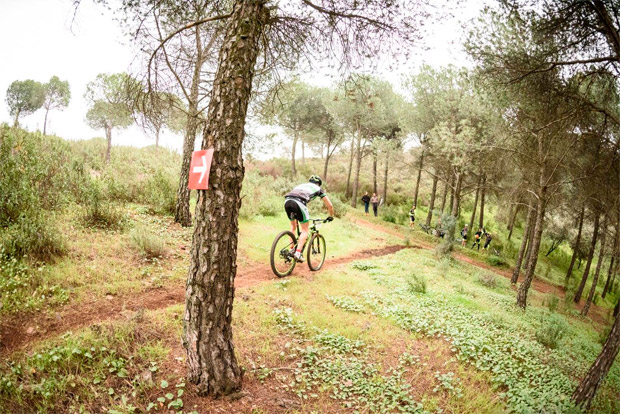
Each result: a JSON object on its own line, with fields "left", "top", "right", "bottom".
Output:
{"left": 0, "top": 0, "right": 486, "bottom": 156}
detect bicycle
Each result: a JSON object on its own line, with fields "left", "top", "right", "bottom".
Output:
{"left": 270, "top": 218, "right": 328, "bottom": 277}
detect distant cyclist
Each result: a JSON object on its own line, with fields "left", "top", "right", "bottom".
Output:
{"left": 284, "top": 175, "right": 334, "bottom": 262}
{"left": 409, "top": 204, "right": 416, "bottom": 229}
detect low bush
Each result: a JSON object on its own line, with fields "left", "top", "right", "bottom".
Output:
{"left": 545, "top": 294, "right": 560, "bottom": 313}
{"left": 141, "top": 170, "right": 177, "bottom": 215}
{"left": 80, "top": 178, "right": 126, "bottom": 230}
{"left": 478, "top": 273, "right": 498, "bottom": 289}
{"left": 406, "top": 273, "right": 427, "bottom": 294}
{"left": 535, "top": 314, "right": 568, "bottom": 349}
{"left": 486, "top": 254, "right": 507, "bottom": 267}
{"left": 0, "top": 212, "right": 66, "bottom": 262}
{"left": 130, "top": 226, "right": 166, "bottom": 259}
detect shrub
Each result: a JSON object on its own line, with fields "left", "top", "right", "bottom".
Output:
{"left": 535, "top": 314, "right": 567, "bottom": 349}
{"left": 329, "top": 194, "right": 349, "bottom": 218}
{"left": 0, "top": 126, "right": 74, "bottom": 261}
{"left": 486, "top": 254, "right": 507, "bottom": 267}
{"left": 435, "top": 214, "right": 456, "bottom": 258}
{"left": 406, "top": 273, "right": 427, "bottom": 294}
{"left": 545, "top": 294, "right": 560, "bottom": 313}
{"left": 478, "top": 273, "right": 498, "bottom": 289}
{"left": 130, "top": 226, "right": 166, "bottom": 259}
{"left": 141, "top": 169, "right": 177, "bottom": 215}
{"left": 80, "top": 178, "right": 126, "bottom": 230}
{"left": 0, "top": 212, "right": 66, "bottom": 262}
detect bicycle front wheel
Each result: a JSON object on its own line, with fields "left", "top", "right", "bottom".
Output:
{"left": 307, "top": 233, "right": 326, "bottom": 271}
{"left": 270, "top": 231, "right": 297, "bottom": 277}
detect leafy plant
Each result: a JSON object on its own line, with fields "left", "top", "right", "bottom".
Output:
{"left": 535, "top": 314, "right": 568, "bottom": 349}
{"left": 405, "top": 273, "right": 427, "bottom": 294}
{"left": 130, "top": 225, "right": 166, "bottom": 259}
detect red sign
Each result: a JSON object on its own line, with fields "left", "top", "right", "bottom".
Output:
{"left": 188, "top": 149, "right": 214, "bottom": 190}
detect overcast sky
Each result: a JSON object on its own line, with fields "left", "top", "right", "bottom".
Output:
{"left": 0, "top": 0, "right": 486, "bottom": 156}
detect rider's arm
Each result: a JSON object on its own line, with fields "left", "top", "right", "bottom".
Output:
{"left": 322, "top": 196, "right": 335, "bottom": 217}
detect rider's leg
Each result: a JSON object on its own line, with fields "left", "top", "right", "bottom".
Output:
{"left": 296, "top": 221, "right": 310, "bottom": 255}
{"left": 290, "top": 219, "right": 297, "bottom": 234}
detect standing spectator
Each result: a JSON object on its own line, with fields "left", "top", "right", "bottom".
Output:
{"left": 482, "top": 232, "right": 493, "bottom": 251}
{"left": 361, "top": 192, "right": 371, "bottom": 216}
{"left": 461, "top": 224, "right": 469, "bottom": 247}
{"left": 409, "top": 204, "right": 416, "bottom": 229}
{"left": 472, "top": 227, "right": 483, "bottom": 250}
{"left": 371, "top": 193, "right": 379, "bottom": 217}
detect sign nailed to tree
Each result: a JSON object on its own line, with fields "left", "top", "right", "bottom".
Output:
{"left": 188, "top": 149, "right": 214, "bottom": 190}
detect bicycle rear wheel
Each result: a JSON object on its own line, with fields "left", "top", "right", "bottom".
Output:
{"left": 307, "top": 233, "right": 326, "bottom": 271}
{"left": 270, "top": 231, "right": 297, "bottom": 277}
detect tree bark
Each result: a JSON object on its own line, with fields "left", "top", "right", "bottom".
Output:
{"left": 602, "top": 224, "right": 619, "bottom": 298}
{"left": 440, "top": 175, "right": 450, "bottom": 214}
{"left": 523, "top": 219, "right": 536, "bottom": 270}
{"left": 517, "top": 188, "right": 546, "bottom": 309}
{"left": 383, "top": 149, "right": 389, "bottom": 204}
{"left": 565, "top": 205, "right": 586, "bottom": 286}
{"left": 175, "top": 27, "right": 205, "bottom": 227}
{"left": 43, "top": 107, "right": 50, "bottom": 135}
{"left": 425, "top": 169, "right": 438, "bottom": 227}
{"left": 449, "top": 171, "right": 463, "bottom": 239}
{"left": 512, "top": 202, "right": 534, "bottom": 284}
{"left": 345, "top": 136, "right": 355, "bottom": 198}
{"left": 572, "top": 310, "right": 620, "bottom": 411}
{"left": 351, "top": 133, "right": 363, "bottom": 208}
{"left": 291, "top": 132, "right": 298, "bottom": 177}
{"left": 104, "top": 124, "right": 112, "bottom": 164}
{"left": 583, "top": 215, "right": 608, "bottom": 316}
{"left": 575, "top": 212, "right": 601, "bottom": 303}
{"left": 478, "top": 175, "right": 486, "bottom": 229}
{"left": 183, "top": 1, "right": 267, "bottom": 396}
{"left": 372, "top": 148, "right": 378, "bottom": 194}
{"left": 469, "top": 177, "right": 481, "bottom": 232}
{"left": 413, "top": 150, "right": 424, "bottom": 206}
{"left": 507, "top": 203, "right": 521, "bottom": 241}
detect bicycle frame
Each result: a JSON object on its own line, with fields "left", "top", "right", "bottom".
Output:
{"left": 295, "top": 219, "right": 324, "bottom": 253}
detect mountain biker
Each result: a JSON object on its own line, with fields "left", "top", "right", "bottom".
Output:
{"left": 284, "top": 175, "right": 334, "bottom": 262}
{"left": 482, "top": 231, "right": 493, "bottom": 251}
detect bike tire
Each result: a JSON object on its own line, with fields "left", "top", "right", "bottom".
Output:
{"left": 270, "top": 230, "right": 297, "bottom": 278}
{"left": 307, "top": 233, "right": 326, "bottom": 271}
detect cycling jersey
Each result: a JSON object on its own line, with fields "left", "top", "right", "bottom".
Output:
{"left": 285, "top": 183, "right": 326, "bottom": 205}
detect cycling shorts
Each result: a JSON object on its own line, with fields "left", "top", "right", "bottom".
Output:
{"left": 284, "top": 198, "right": 309, "bottom": 223}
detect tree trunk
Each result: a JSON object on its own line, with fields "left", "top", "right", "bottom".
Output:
{"left": 517, "top": 189, "right": 547, "bottom": 309}
{"left": 372, "top": 149, "right": 378, "bottom": 194}
{"left": 512, "top": 202, "right": 534, "bottom": 284}
{"left": 565, "top": 205, "right": 586, "bottom": 286}
{"left": 572, "top": 310, "right": 620, "bottom": 411}
{"left": 104, "top": 125, "right": 112, "bottom": 164}
{"left": 583, "top": 215, "right": 608, "bottom": 316}
{"left": 175, "top": 27, "right": 205, "bottom": 227}
{"left": 291, "top": 132, "right": 298, "bottom": 177}
{"left": 351, "top": 133, "right": 363, "bottom": 208}
{"left": 183, "top": 1, "right": 267, "bottom": 396}
{"left": 440, "top": 175, "right": 450, "bottom": 214}
{"left": 575, "top": 212, "right": 601, "bottom": 303}
{"left": 301, "top": 137, "right": 305, "bottom": 164}
{"left": 383, "top": 150, "right": 389, "bottom": 204}
{"left": 413, "top": 150, "right": 424, "bottom": 206}
{"left": 602, "top": 224, "right": 619, "bottom": 299}
{"left": 13, "top": 108, "right": 20, "bottom": 127}
{"left": 449, "top": 172, "right": 463, "bottom": 239}
{"left": 522, "top": 217, "right": 536, "bottom": 267}
{"left": 425, "top": 170, "right": 438, "bottom": 227}
{"left": 507, "top": 203, "right": 520, "bottom": 241}
{"left": 469, "top": 177, "right": 481, "bottom": 232}
{"left": 478, "top": 175, "right": 486, "bottom": 229}
{"left": 43, "top": 107, "right": 50, "bottom": 135}
{"left": 345, "top": 136, "right": 355, "bottom": 198}
{"left": 449, "top": 173, "right": 455, "bottom": 216}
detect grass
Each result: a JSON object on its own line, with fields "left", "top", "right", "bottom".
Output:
{"left": 2, "top": 204, "right": 620, "bottom": 413}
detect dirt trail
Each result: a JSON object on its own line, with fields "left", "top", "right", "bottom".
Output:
{"left": 352, "top": 217, "right": 609, "bottom": 325}
{"left": 0, "top": 244, "right": 408, "bottom": 357}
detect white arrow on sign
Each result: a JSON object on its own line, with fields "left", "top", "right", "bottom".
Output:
{"left": 193, "top": 155, "right": 208, "bottom": 184}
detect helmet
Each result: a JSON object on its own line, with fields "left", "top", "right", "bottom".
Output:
{"left": 309, "top": 175, "right": 322, "bottom": 186}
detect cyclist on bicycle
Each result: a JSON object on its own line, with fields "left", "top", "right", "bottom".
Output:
{"left": 284, "top": 175, "right": 334, "bottom": 262}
